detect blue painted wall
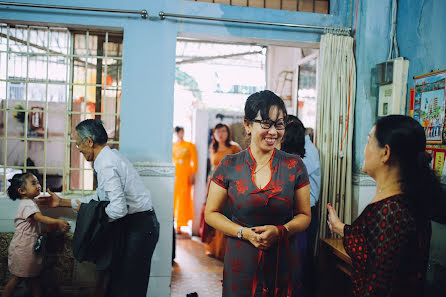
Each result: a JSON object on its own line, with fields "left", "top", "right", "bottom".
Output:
{"left": 352, "top": 0, "right": 392, "bottom": 172}
{"left": 398, "top": 0, "right": 446, "bottom": 102}
{"left": 397, "top": 0, "right": 446, "bottom": 287}
{"left": 0, "top": 0, "right": 350, "bottom": 162}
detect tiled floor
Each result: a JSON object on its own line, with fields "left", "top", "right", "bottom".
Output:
{"left": 171, "top": 234, "right": 223, "bottom": 297}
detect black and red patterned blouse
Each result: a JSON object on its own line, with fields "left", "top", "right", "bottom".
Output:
{"left": 211, "top": 147, "right": 309, "bottom": 297}
{"left": 343, "top": 194, "right": 431, "bottom": 297}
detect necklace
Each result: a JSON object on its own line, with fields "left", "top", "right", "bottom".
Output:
{"left": 253, "top": 155, "right": 272, "bottom": 175}
{"left": 377, "top": 181, "right": 402, "bottom": 193}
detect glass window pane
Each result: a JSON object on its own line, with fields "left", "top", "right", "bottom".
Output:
{"left": 6, "top": 140, "right": 25, "bottom": 166}
{"left": 28, "top": 54, "right": 47, "bottom": 81}
{"left": 48, "top": 55, "right": 68, "bottom": 82}
{"left": 46, "top": 141, "right": 65, "bottom": 169}
{"left": 44, "top": 169, "right": 63, "bottom": 192}
{"left": 102, "top": 58, "right": 121, "bottom": 86}
{"left": 47, "top": 111, "right": 66, "bottom": 140}
{"left": 0, "top": 24, "right": 7, "bottom": 51}
{"left": 27, "top": 106, "right": 45, "bottom": 138}
{"left": 74, "top": 34, "right": 87, "bottom": 56}
{"left": 0, "top": 81, "right": 6, "bottom": 100}
{"left": 28, "top": 83, "right": 47, "bottom": 101}
{"left": 7, "top": 109, "right": 26, "bottom": 137}
{"left": 86, "top": 58, "right": 97, "bottom": 85}
{"left": 48, "top": 83, "right": 67, "bottom": 104}
{"left": 27, "top": 140, "right": 45, "bottom": 169}
{"left": 49, "top": 28, "right": 69, "bottom": 54}
{"left": 8, "top": 53, "right": 27, "bottom": 79}
{"left": 8, "top": 81, "right": 26, "bottom": 100}
{"left": 101, "top": 114, "right": 120, "bottom": 142}
{"left": 73, "top": 61, "right": 86, "bottom": 84}
{"left": 105, "top": 40, "right": 123, "bottom": 58}
{"left": 28, "top": 27, "right": 48, "bottom": 54}
{"left": 72, "top": 85, "right": 86, "bottom": 104}
{"left": 88, "top": 35, "right": 98, "bottom": 56}
{"left": 0, "top": 52, "right": 7, "bottom": 80}
{"left": 9, "top": 26, "right": 28, "bottom": 53}
{"left": 0, "top": 110, "right": 5, "bottom": 138}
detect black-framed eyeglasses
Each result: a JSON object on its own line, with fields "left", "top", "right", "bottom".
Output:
{"left": 251, "top": 119, "right": 286, "bottom": 130}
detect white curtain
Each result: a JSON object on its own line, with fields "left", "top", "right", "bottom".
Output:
{"left": 315, "top": 33, "right": 356, "bottom": 239}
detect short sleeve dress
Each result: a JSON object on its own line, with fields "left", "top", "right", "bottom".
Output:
{"left": 343, "top": 194, "right": 431, "bottom": 297}
{"left": 212, "top": 148, "right": 309, "bottom": 297}
{"left": 8, "top": 199, "right": 43, "bottom": 277}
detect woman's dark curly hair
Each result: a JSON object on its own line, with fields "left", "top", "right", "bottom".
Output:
{"left": 7, "top": 173, "right": 34, "bottom": 201}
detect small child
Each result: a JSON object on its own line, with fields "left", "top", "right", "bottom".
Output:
{"left": 2, "top": 173, "right": 70, "bottom": 297}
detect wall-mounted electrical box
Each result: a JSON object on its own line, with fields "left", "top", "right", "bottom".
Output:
{"left": 376, "top": 57, "right": 409, "bottom": 116}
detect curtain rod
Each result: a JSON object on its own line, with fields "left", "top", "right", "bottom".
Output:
{"left": 0, "top": 1, "right": 148, "bottom": 19}
{"left": 159, "top": 11, "right": 351, "bottom": 35}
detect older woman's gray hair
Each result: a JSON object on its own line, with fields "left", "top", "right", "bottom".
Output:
{"left": 75, "top": 119, "right": 108, "bottom": 145}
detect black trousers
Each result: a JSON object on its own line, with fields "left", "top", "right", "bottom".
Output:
{"left": 302, "top": 204, "right": 319, "bottom": 297}
{"left": 108, "top": 210, "right": 160, "bottom": 297}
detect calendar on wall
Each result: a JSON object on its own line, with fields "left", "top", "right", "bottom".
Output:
{"left": 413, "top": 69, "right": 446, "bottom": 144}
{"left": 411, "top": 69, "right": 446, "bottom": 185}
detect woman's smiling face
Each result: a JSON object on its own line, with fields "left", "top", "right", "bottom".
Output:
{"left": 247, "top": 105, "right": 285, "bottom": 153}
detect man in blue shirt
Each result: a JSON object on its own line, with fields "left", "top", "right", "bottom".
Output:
{"left": 44, "top": 119, "right": 159, "bottom": 297}
{"left": 283, "top": 115, "right": 321, "bottom": 297}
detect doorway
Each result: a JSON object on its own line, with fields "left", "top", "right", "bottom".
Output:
{"left": 171, "top": 37, "right": 319, "bottom": 297}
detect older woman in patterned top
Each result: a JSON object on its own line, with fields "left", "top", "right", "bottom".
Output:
{"left": 328, "top": 115, "right": 445, "bottom": 297}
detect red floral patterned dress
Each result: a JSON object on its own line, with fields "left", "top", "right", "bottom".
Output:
{"left": 212, "top": 147, "right": 309, "bottom": 297}
{"left": 343, "top": 194, "right": 431, "bottom": 297}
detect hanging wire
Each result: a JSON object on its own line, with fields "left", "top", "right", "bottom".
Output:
{"left": 388, "top": 0, "right": 399, "bottom": 60}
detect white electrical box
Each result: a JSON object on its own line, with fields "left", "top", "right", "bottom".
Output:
{"left": 377, "top": 57, "right": 409, "bottom": 116}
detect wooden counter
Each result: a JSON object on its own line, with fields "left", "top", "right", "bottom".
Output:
{"left": 318, "top": 238, "right": 353, "bottom": 297}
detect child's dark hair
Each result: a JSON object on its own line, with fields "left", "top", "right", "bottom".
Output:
{"left": 7, "top": 173, "right": 33, "bottom": 201}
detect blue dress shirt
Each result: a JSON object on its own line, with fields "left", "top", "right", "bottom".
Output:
{"left": 302, "top": 135, "right": 321, "bottom": 207}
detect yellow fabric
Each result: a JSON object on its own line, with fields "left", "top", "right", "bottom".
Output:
{"left": 172, "top": 140, "right": 198, "bottom": 228}
{"left": 209, "top": 144, "right": 241, "bottom": 170}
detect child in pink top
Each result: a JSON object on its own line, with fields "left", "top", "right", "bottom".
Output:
{"left": 2, "top": 173, "right": 70, "bottom": 297}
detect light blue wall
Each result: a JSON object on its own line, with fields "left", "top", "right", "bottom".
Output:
{"left": 352, "top": 0, "right": 392, "bottom": 172}
{"left": 397, "top": 0, "right": 446, "bottom": 103}
{"left": 0, "top": 0, "right": 350, "bottom": 162}
{"left": 397, "top": 0, "right": 446, "bottom": 289}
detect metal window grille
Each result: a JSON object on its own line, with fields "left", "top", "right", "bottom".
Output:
{"left": 0, "top": 24, "right": 122, "bottom": 196}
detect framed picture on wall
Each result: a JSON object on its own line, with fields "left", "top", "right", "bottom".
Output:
{"left": 413, "top": 69, "right": 446, "bottom": 144}
{"left": 426, "top": 145, "right": 446, "bottom": 185}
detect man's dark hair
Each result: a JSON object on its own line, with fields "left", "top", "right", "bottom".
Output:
{"left": 75, "top": 119, "right": 108, "bottom": 145}
{"left": 281, "top": 120, "right": 306, "bottom": 158}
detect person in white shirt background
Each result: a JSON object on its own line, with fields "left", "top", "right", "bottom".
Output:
{"left": 42, "top": 119, "right": 159, "bottom": 297}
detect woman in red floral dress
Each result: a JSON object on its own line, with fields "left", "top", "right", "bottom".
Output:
{"left": 328, "top": 115, "right": 445, "bottom": 297}
{"left": 205, "top": 90, "right": 311, "bottom": 297}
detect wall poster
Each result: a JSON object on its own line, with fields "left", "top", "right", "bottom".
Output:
{"left": 413, "top": 69, "right": 446, "bottom": 144}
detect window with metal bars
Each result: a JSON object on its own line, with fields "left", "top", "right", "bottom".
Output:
{"left": 190, "top": 0, "right": 329, "bottom": 14}
{"left": 0, "top": 24, "right": 122, "bottom": 196}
